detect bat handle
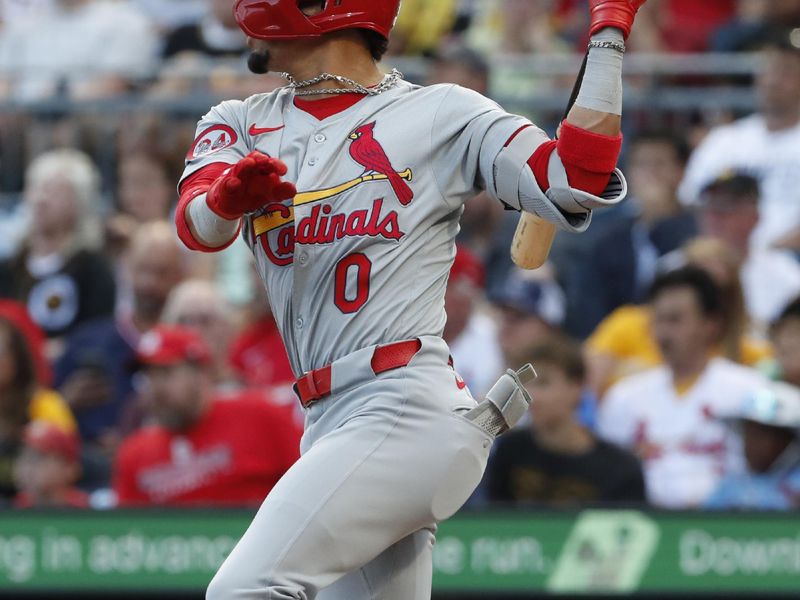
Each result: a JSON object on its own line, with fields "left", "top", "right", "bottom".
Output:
{"left": 508, "top": 51, "right": 589, "bottom": 271}
{"left": 510, "top": 212, "right": 557, "bottom": 270}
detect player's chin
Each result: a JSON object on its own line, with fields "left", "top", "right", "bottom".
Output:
{"left": 247, "top": 50, "right": 272, "bottom": 75}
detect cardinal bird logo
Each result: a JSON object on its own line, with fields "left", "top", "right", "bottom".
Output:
{"left": 348, "top": 122, "right": 414, "bottom": 206}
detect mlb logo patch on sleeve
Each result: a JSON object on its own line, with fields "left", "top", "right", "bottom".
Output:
{"left": 187, "top": 125, "right": 238, "bottom": 160}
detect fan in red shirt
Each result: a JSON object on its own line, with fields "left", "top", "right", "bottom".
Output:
{"left": 659, "top": 0, "right": 735, "bottom": 52}
{"left": 228, "top": 265, "right": 295, "bottom": 389}
{"left": 113, "top": 325, "right": 300, "bottom": 506}
{"left": 228, "top": 314, "right": 295, "bottom": 388}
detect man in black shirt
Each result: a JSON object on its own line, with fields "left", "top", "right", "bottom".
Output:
{"left": 486, "top": 336, "right": 646, "bottom": 507}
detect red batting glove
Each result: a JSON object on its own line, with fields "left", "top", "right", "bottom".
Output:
{"left": 206, "top": 152, "right": 297, "bottom": 220}
{"left": 589, "top": 0, "right": 647, "bottom": 39}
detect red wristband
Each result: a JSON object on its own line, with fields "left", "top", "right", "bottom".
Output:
{"left": 557, "top": 120, "right": 622, "bottom": 174}
{"left": 524, "top": 122, "right": 622, "bottom": 196}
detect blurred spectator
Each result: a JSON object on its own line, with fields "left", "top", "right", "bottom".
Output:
{"left": 485, "top": 336, "right": 645, "bottom": 507}
{"left": 669, "top": 238, "right": 770, "bottom": 364}
{"left": 54, "top": 221, "right": 185, "bottom": 457}
{"left": 228, "top": 264, "right": 294, "bottom": 390}
{"left": 468, "top": 0, "right": 570, "bottom": 54}
{"left": 775, "top": 225, "right": 800, "bottom": 254}
{"left": 0, "top": 299, "right": 51, "bottom": 385}
{"left": 690, "top": 171, "right": 800, "bottom": 330}
{"left": 130, "top": 0, "right": 206, "bottom": 31}
{"left": 707, "top": 381, "right": 800, "bottom": 510}
{"left": 161, "top": 279, "right": 239, "bottom": 389}
{"left": 0, "top": 0, "right": 159, "bottom": 100}
{"left": 598, "top": 267, "right": 769, "bottom": 508}
{"left": 13, "top": 421, "right": 87, "bottom": 508}
{"left": 428, "top": 41, "right": 490, "bottom": 94}
{"left": 679, "top": 30, "right": 800, "bottom": 250}
{"left": 771, "top": 297, "right": 800, "bottom": 388}
{"left": 0, "top": 315, "right": 75, "bottom": 499}
{"left": 467, "top": 0, "right": 571, "bottom": 100}
{"left": 0, "top": 315, "right": 74, "bottom": 433}
{"left": 628, "top": 0, "right": 735, "bottom": 53}
{"left": 586, "top": 238, "right": 773, "bottom": 397}
{"left": 391, "top": 0, "right": 460, "bottom": 56}
{"left": 113, "top": 325, "right": 300, "bottom": 506}
{"left": 713, "top": 1, "right": 800, "bottom": 52}
{"left": 106, "top": 149, "right": 179, "bottom": 261}
{"left": 712, "top": 0, "right": 775, "bottom": 52}
{"left": 550, "top": 135, "right": 643, "bottom": 339}
{"left": 458, "top": 193, "right": 510, "bottom": 294}
{"left": 0, "top": 0, "right": 53, "bottom": 26}
{"left": 0, "top": 149, "right": 115, "bottom": 343}
{"left": 487, "top": 260, "right": 601, "bottom": 429}
{"left": 163, "top": 0, "right": 246, "bottom": 60}
{"left": 444, "top": 245, "right": 503, "bottom": 398}
{"left": 0, "top": 200, "right": 29, "bottom": 262}
{"left": 425, "top": 42, "right": 510, "bottom": 291}
{"left": 571, "top": 130, "right": 697, "bottom": 337}
{"left": 489, "top": 265, "right": 566, "bottom": 368}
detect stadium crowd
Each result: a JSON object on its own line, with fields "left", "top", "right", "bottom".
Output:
{"left": 1, "top": 0, "right": 800, "bottom": 514}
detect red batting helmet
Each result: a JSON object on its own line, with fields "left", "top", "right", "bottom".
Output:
{"left": 234, "top": 0, "right": 402, "bottom": 41}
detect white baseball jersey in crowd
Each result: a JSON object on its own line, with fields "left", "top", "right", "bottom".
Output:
{"left": 598, "top": 357, "right": 769, "bottom": 509}
{"left": 679, "top": 114, "right": 800, "bottom": 249}
{"left": 181, "top": 80, "right": 625, "bottom": 600}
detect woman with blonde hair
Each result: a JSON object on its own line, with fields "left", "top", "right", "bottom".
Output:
{"left": 585, "top": 236, "right": 771, "bottom": 397}
{"left": 0, "top": 149, "right": 115, "bottom": 344}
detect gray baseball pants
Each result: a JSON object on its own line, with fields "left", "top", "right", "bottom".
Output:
{"left": 206, "top": 336, "right": 492, "bottom": 599}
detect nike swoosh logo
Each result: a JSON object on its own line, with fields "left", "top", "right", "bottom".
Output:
{"left": 249, "top": 124, "right": 285, "bottom": 136}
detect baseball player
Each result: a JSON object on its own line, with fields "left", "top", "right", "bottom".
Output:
{"left": 176, "top": 1, "right": 646, "bottom": 598}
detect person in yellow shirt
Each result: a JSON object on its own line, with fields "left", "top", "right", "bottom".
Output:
{"left": 392, "top": 0, "right": 459, "bottom": 55}
{"left": 28, "top": 388, "right": 76, "bottom": 432}
{"left": 0, "top": 315, "right": 76, "bottom": 501}
{"left": 586, "top": 237, "right": 772, "bottom": 397}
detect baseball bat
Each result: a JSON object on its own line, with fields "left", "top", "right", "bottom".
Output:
{"left": 510, "top": 52, "right": 590, "bottom": 270}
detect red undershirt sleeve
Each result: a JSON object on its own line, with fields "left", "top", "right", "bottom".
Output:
{"left": 176, "top": 163, "right": 238, "bottom": 252}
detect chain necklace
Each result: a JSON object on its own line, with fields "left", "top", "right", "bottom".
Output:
{"left": 281, "top": 68, "right": 404, "bottom": 97}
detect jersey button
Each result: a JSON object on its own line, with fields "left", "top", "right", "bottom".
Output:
{"left": 314, "top": 133, "right": 326, "bottom": 143}
{"left": 295, "top": 317, "right": 304, "bottom": 329}
{"left": 308, "top": 157, "right": 318, "bottom": 166}
{"left": 298, "top": 253, "right": 308, "bottom": 265}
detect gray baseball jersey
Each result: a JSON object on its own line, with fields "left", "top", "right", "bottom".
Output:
{"left": 181, "top": 80, "right": 543, "bottom": 376}
{"left": 182, "top": 81, "right": 568, "bottom": 600}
